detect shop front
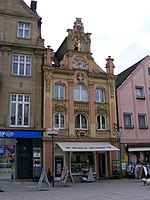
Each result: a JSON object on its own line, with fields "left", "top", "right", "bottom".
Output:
{"left": 55, "top": 142, "right": 119, "bottom": 181}
{"left": 0, "top": 138, "right": 16, "bottom": 179}
{"left": 128, "top": 147, "right": 150, "bottom": 164}
{"left": 126, "top": 146, "right": 150, "bottom": 178}
{"left": 0, "top": 130, "right": 42, "bottom": 180}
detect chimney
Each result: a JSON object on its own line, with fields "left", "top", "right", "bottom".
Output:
{"left": 30, "top": 0, "right": 37, "bottom": 11}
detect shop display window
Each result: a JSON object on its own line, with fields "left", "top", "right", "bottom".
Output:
{"left": 71, "top": 152, "right": 95, "bottom": 174}
{"left": 129, "top": 152, "right": 150, "bottom": 165}
{"left": 0, "top": 145, "right": 15, "bottom": 179}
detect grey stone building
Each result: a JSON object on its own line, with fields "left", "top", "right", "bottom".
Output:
{"left": 0, "top": 0, "right": 44, "bottom": 179}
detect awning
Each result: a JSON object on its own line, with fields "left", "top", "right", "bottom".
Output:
{"left": 128, "top": 147, "right": 150, "bottom": 152}
{"left": 56, "top": 142, "right": 119, "bottom": 152}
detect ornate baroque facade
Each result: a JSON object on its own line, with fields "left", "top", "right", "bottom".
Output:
{"left": 43, "top": 18, "right": 119, "bottom": 180}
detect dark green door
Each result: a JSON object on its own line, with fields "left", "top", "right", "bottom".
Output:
{"left": 17, "top": 139, "right": 32, "bottom": 179}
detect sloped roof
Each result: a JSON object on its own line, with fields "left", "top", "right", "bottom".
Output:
{"left": 54, "top": 37, "right": 68, "bottom": 64}
{"left": 116, "top": 56, "right": 148, "bottom": 89}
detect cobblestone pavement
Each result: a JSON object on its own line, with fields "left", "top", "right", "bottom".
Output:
{"left": 0, "top": 178, "right": 149, "bottom": 200}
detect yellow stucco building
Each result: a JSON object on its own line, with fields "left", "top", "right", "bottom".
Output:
{"left": 43, "top": 18, "right": 119, "bottom": 181}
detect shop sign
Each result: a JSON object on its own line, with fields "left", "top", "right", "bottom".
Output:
{"left": 66, "top": 146, "right": 112, "bottom": 150}
{"left": 0, "top": 131, "right": 14, "bottom": 138}
{"left": 0, "top": 130, "right": 42, "bottom": 138}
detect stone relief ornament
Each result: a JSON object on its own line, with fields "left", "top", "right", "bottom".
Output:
{"left": 77, "top": 73, "right": 84, "bottom": 81}
{"left": 43, "top": 68, "right": 52, "bottom": 92}
{"left": 60, "top": 54, "right": 68, "bottom": 69}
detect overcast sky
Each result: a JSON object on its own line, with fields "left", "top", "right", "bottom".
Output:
{"left": 24, "top": 0, "right": 150, "bottom": 75}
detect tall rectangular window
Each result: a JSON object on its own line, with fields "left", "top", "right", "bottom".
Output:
{"left": 54, "top": 112, "right": 65, "bottom": 129}
{"left": 95, "top": 88, "right": 105, "bottom": 103}
{"left": 10, "top": 94, "right": 30, "bottom": 127}
{"left": 148, "top": 68, "right": 150, "bottom": 75}
{"left": 12, "top": 54, "right": 31, "bottom": 76}
{"left": 54, "top": 84, "right": 65, "bottom": 99}
{"left": 138, "top": 114, "right": 147, "bottom": 129}
{"left": 148, "top": 88, "right": 150, "bottom": 100}
{"left": 97, "top": 115, "right": 106, "bottom": 130}
{"left": 18, "top": 22, "right": 30, "bottom": 38}
{"left": 123, "top": 113, "right": 134, "bottom": 128}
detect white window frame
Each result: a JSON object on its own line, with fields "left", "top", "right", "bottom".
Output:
{"left": 17, "top": 22, "right": 30, "bottom": 38}
{"left": 123, "top": 113, "right": 134, "bottom": 128}
{"left": 97, "top": 115, "right": 106, "bottom": 130}
{"left": 10, "top": 94, "right": 30, "bottom": 127}
{"left": 75, "top": 114, "right": 88, "bottom": 130}
{"left": 54, "top": 84, "right": 65, "bottom": 99}
{"left": 138, "top": 114, "right": 147, "bottom": 129}
{"left": 12, "top": 54, "right": 32, "bottom": 76}
{"left": 54, "top": 112, "right": 65, "bottom": 129}
{"left": 95, "top": 88, "right": 105, "bottom": 103}
{"left": 74, "top": 84, "right": 88, "bottom": 101}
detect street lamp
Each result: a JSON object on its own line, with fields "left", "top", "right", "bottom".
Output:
{"left": 46, "top": 127, "right": 59, "bottom": 187}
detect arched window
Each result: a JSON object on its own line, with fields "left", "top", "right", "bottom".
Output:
{"left": 75, "top": 114, "right": 88, "bottom": 129}
{"left": 54, "top": 112, "right": 65, "bottom": 129}
{"left": 73, "top": 60, "right": 79, "bottom": 68}
{"left": 97, "top": 115, "right": 106, "bottom": 130}
{"left": 73, "top": 59, "right": 86, "bottom": 69}
{"left": 74, "top": 84, "right": 88, "bottom": 101}
{"left": 80, "top": 61, "right": 86, "bottom": 69}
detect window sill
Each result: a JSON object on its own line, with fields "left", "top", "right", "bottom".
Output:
{"left": 124, "top": 126, "right": 134, "bottom": 129}
{"left": 136, "top": 97, "right": 145, "bottom": 100}
{"left": 17, "top": 36, "right": 30, "bottom": 40}
{"left": 139, "top": 126, "right": 148, "bottom": 129}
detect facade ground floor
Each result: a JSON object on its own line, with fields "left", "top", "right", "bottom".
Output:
{"left": 0, "top": 132, "right": 121, "bottom": 181}
{"left": 121, "top": 143, "right": 150, "bottom": 178}
{"left": 0, "top": 130, "right": 43, "bottom": 180}
{"left": 43, "top": 139, "right": 119, "bottom": 181}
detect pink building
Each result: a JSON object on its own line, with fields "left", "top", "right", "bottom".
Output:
{"left": 116, "top": 55, "right": 150, "bottom": 176}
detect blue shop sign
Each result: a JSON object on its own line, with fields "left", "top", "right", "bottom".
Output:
{"left": 0, "top": 130, "right": 42, "bottom": 138}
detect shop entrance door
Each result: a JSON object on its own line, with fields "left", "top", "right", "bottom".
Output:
{"left": 99, "top": 153, "right": 106, "bottom": 178}
{"left": 55, "top": 156, "right": 63, "bottom": 177}
{"left": 17, "top": 139, "right": 32, "bottom": 179}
